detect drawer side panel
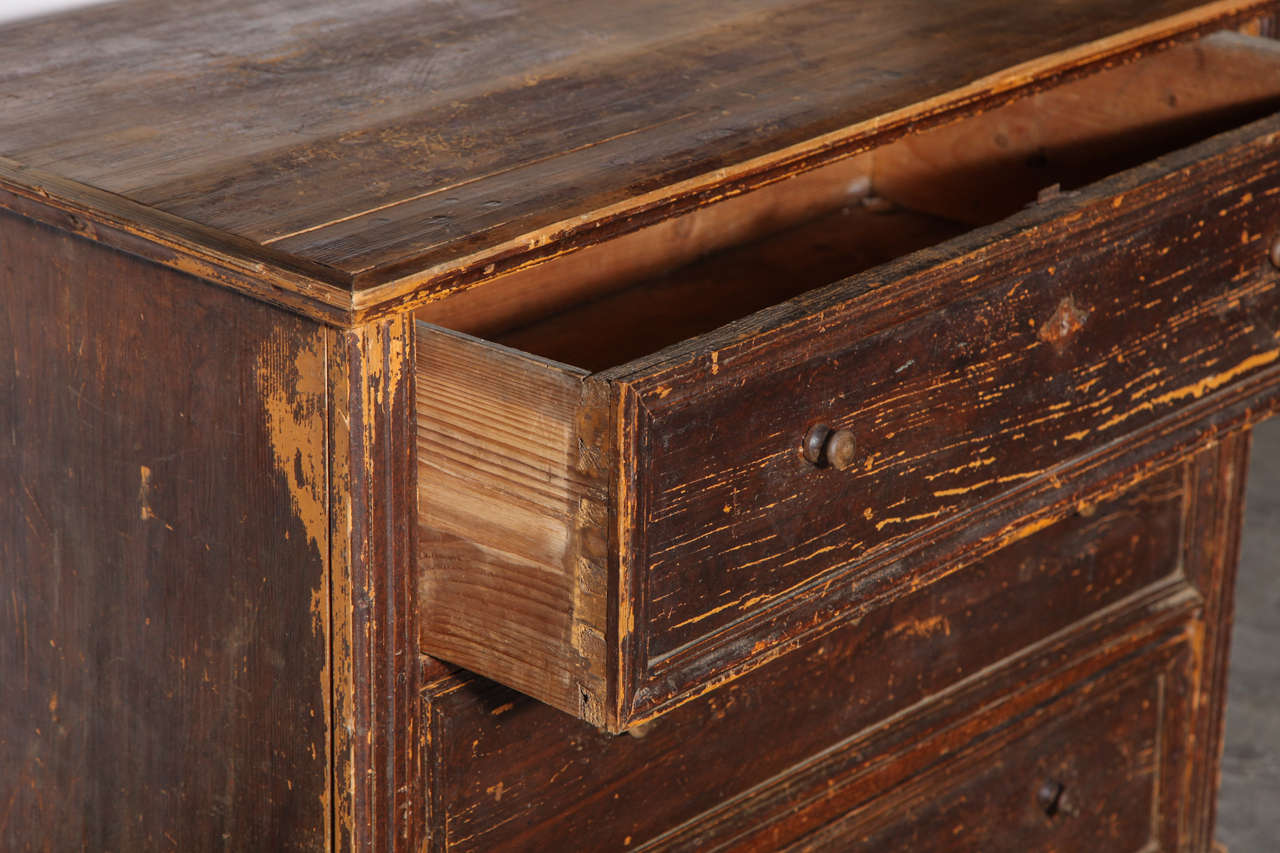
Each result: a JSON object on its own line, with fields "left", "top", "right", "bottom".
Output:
{"left": 416, "top": 325, "right": 611, "bottom": 725}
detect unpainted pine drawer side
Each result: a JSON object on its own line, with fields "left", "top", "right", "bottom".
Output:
{"left": 416, "top": 326, "right": 613, "bottom": 725}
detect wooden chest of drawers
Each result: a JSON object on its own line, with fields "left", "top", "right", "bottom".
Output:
{"left": 3, "top": 1, "right": 1280, "bottom": 850}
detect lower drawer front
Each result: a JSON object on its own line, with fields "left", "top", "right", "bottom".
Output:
{"left": 792, "top": 648, "right": 1179, "bottom": 853}
{"left": 423, "top": 457, "right": 1200, "bottom": 851}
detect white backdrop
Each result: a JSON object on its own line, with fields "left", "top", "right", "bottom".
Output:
{"left": 0, "top": 0, "right": 115, "bottom": 24}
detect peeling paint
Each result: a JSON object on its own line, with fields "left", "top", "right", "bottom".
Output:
{"left": 138, "top": 465, "right": 157, "bottom": 521}
{"left": 254, "top": 331, "right": 328, "bottom": 555}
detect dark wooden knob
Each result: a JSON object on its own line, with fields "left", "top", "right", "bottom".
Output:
{"left": 802, "top": 424, "right": 857, "bottom": 470}
{"left": 1270, "top": 233, "right": 1280, "bottom": 269}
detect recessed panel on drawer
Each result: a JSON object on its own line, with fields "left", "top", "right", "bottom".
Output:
{"left": 424, "top": 463, "right": 1191, "bottom": 850}
{"left": 792, "top": 652, "right": 1176, "bottom": 852}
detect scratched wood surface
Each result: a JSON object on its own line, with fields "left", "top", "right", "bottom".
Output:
{"left": 0, "top": 211, "right": 330, "bottom": 850}
{"left": 0, "top": 0, "right": 1275, "bottom": 317}
{"left": 328, "top": 314, "right": 426, "bottom": 853}
{"left": 605, "top": 110, "right": 1280, "bottom": 726}
{"left": 421, "top": 451, "right": 1229, "bottom": 851}
{"left": 789, "top": 651, "right": 1184, "bottom": 852}
{"left": 481, "top": 32, "right": 1280, "bottom": 370}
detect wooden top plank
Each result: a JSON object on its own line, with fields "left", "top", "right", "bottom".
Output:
{"left": 0, "top": 0, "right": 1272, "bottom": 316}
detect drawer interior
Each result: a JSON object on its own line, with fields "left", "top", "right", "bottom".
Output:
{"left": 416, "top": 31, "right": 1280, "bottom": 371}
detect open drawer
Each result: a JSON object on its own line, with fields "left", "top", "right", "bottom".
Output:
{"left": 416, "top": 31, "right": 1280, "bottom": 730}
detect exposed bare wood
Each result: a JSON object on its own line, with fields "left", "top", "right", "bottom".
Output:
{"left": 608, "top": 113, "right": 1280, "bottom": 725}
{"left": 874, "top": 31, "right": 1280, "bottom": 224}
{"left": 5, "top": 3, "right": 1280, "bottom": 849}
{"left": 416, "top": 324, "right": 611, "bottom": 725}
{"left": 411, "top": 45, "right": 1280, "bottom": 733}
{"left": 414, "top": 155, "right": 875, "bottom": 344}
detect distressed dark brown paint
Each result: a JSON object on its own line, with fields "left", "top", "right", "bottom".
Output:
{"left": 329, "top": 315, "right": 423, "bottom": 852}
{"left": 2, "top": 2, "right": 1278, "bottom": 849}
{"left": 410, "top": 101, "right": 1280, "bottom": 731}
{"left": 0, "top": 210, "right": 330, "bottom": 850}
{"left": 1180, "top": 430, "right": 1253, "bottom": 850}
{"left": 610, "top": 112, "right": 1280, "bottom": 725}
{"left": 788, "top": 645, "right": 1188, "bottom": 852}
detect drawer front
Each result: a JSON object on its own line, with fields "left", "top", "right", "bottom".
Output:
{"left": 612, "top": 112, "right": 1280, "bottom": 724}
{"left": 789, "top": 643, "right": 1187, "bottom": 853}
{"left": 425, "top": 461, "right": 1193, "bottom": 851}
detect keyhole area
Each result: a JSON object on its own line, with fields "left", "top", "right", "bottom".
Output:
{"left": 1037, "top": 779, "right": 1066, "bottom": 818}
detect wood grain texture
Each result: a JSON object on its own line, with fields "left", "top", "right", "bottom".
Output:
{"left": 329, "top": 314, "right": 425, "bottom": 852}
{"left": 786, "top": 644, "right": 1188, "bottom": 852}
{"left": 420, "top": 454, "right": 1210, "bottom": 850}
{"left": 874, "top": 31, "right": 1280, "bottom": 226}
{"left": 605, "top": 111, "right": 1280, "bottom": 726}
{"left": 0, "top": 211, "right": 330, "bottom": 850}
{"left": 0, "top": 157, "right": 354, "bottom": 327}
{"left": 415, "top": 324, "right": 611, "bottom": 726}
{"left": 427, "top": 32, "right": 1280, "bottom": 371}
{"left": 414, "top": 154, "right": 877, "bottom": 351}
{"left": 784, "top": 435, "right": 1252, "bottom": 853}
{"left": 0, "top": 0, "right": 1276, "bottom": 318}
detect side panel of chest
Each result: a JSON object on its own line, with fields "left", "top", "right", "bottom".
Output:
{"left": 0, "top": 211, "right": 332, "bottom": 851}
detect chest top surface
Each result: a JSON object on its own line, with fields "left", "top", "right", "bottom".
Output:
{"left": 0, "top": 0, "right": 1266, "bottom": 315}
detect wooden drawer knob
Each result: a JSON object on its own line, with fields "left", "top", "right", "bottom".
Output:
{"left": 802, "top": 424, "right": 857, "bottom": 470}
{"left": 1270, "top": 233, "right": 1280, "bottom": 269}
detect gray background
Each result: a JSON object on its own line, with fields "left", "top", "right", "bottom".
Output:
{"left": 1218, "top": 416, "right": 1280, "bottom": 851}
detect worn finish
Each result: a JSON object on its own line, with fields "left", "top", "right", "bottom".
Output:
{"left": 0, "top": 1, "right": 1277, "bottom": 319}
{"left": 609, "top": 111, "right": 1280, "bottom": 726}
{"left": 4, "top": 1, "right": 1279, "bottom": 848}
{"left": 421, "top": 442, "right": 1244, "bottom": 851}
{"left": 478, "top": 33, "right": 1280, "bottom": 371}
{"left": 329, "top": 315, "right": 424, "bottom": 852}
{"left": 788, "top": 647, "right": 1188, "bottom": 852}
{"left": 412, "top": 82, "right": 1280, "bottom": 729}
{"left": 873, "top": 30, "right": 1280, "bottom": 226}
{"left": 0, "top": 211, "right": 330, "bottom": 850}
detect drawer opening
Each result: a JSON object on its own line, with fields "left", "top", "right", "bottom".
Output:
{"left": 416, "top": 31, "right": 1280, "bottom": 372}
